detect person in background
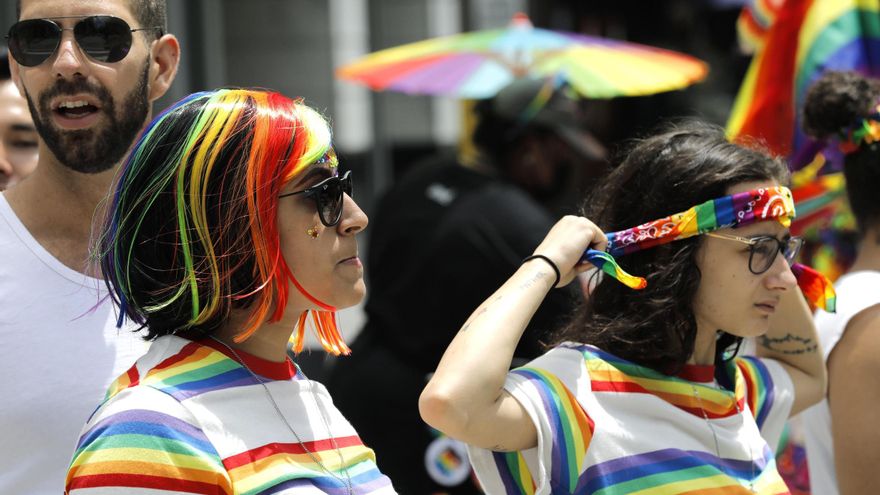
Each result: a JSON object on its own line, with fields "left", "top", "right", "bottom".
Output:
{"left": 800, "top": 70, "right": 880, "bottom": 495}
{"left": 66, "top": 87, "right": 395, "bottom": 494}
{"left": 421, "top": 121, "right": 828, "bottom": 494}
{"left": 326, "top": 77, "right": 608, "bottom": 494}
{"left": 0, "top": 47, "right": 38, "bottom": 190}
{"left": 0, "top": 1, "right": 179, "bottom": 492}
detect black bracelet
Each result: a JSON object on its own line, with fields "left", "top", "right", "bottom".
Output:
{"left": 522, "top": 254, "right": 561, "bottom": 288}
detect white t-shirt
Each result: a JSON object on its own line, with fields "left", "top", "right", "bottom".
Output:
{"left": 0, "top": 194, "right": 148, "bottom": 494}
{"left": 468, "top": 344, "right": 795, "bottom": 494}
{"left": 66, "top": 335, "right": 396, "bottom": 494}
{"left": 801, "top": 270, "right": 880, "bottom": 495}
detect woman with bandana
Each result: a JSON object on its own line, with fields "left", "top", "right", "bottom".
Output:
{"left": 65, "top": 89, "right": 396, "bottom": 494}
{"left": 420, "top": 121, "right": 831, "bottom": 494}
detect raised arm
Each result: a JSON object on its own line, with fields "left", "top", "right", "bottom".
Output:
{"left": 419, "top": 216, "right": 605, "bottom": 452}
{"left": 757, "top": 286, "right": 827, "bottom": 415}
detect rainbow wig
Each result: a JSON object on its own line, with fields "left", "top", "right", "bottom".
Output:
{"left": 100, "top": 88, "right": 350, "bottom": 355}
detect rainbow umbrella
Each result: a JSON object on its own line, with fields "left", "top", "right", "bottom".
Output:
{"left": 336, "top": 13, "right": 708, "bottom": 99}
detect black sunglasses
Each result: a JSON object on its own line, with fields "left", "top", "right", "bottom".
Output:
{"left": 6, "top": 15, "right": 162, "bottom": 67}
{"left": 279, "top": 170, "right": 353, "bottom": 227}
{"left": 706, "top": 232, "right": 804, "bottom": 275}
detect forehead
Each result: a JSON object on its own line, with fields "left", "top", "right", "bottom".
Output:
{"left": 19, "top": 0, "right": 135, "bottom": 21}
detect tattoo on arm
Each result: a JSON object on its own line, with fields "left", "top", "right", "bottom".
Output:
{"left": 518, "top": 270, "right": 549, "bottom": 290}
{"left": 460, "top": 295, "right": 503, "bottom": 333}
{"left": 459, "top": 271, "right": 550, "bottom": 333}
{"left": 759, "top": 333, "right": 818, "bottom": 355}
{"left": 491, "top": 443, "right": 509, "bottom": 452}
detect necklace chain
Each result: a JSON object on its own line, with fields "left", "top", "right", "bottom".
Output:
{"left": 208, "top": 336, "right": 354, "bottom": 495}
{"left": 691, "top": 383, "right": 756, "bottom": 493}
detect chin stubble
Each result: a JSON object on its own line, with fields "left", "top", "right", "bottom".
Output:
{"left": 25, "top": 60, "right": 151, "bottom": 174}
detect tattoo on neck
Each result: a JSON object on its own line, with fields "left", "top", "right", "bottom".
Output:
{"left": 758, "top": 333, "right": 818, "bottom": 355}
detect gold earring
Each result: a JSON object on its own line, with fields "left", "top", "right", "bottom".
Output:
{"left": 307, "top": 226, "right": 319, "bottom": 239}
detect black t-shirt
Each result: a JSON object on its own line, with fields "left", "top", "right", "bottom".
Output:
{"left": 364, "top": 154, "right": 577, "bottom": 369}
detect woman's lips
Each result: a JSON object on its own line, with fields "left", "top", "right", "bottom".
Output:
{"left": 754, "top": 302, "right": 777, "bottom": 314}
{"left": 339, "top": 256, "right": 362, "bottom": 267}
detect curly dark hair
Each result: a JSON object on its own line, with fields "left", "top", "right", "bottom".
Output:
{"left": 803, "top": 70, "right": 880, "bottom": 237}
{"left": 551, "top": 120, "right": 790, "bottom": 374}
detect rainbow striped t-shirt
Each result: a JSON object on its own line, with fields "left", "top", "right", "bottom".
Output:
{"left": 468, "top": 344, "right": 794, "bottom": 494}
{"left": 65, "top": 335, "right": 396, "bottom": 494}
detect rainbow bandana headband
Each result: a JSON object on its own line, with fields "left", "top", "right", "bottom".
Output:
{"left": 838, "top": 102, "right": 880, "bottom": 155}
{"left": 581, "top": 186, "right": 836, "bottom": 312}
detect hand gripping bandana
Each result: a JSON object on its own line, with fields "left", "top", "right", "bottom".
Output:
{"left": 580, "top": 186, "right": 836, "bottom": 312}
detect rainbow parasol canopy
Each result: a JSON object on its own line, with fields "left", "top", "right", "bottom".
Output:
{"left": 336, "top": 13, "right": 709, "bottom": 99}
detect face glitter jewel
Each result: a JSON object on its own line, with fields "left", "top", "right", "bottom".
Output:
{"left": 307, "top": 226, "right": 320, "bottom": 239}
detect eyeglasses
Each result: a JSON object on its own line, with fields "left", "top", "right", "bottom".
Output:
{"left": 705, "top": 232, "right": 804, "bottom": 275}
{"left": 6, "top": 15, "right": 162, "bottom": 67}
{"left": 279, "top": 170, "right": 353, "bottom": 227}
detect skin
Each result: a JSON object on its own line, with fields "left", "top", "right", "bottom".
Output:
{"left": 213, "top": 163, "right": 369, "bottom": 362}
{"left": 695, "top": 180, "right": 826, "bottom": 416}
{"left": 420, "top": 180, "right": 825, "bottom": 452}
{"left": 0, "top": 80, "right": 38, "bottom": 190}
{"left": 3, "top": 0, "right": 180, "bottom": 273}
{"left": 826, "top": 225, "right": 880, "bottom": 495}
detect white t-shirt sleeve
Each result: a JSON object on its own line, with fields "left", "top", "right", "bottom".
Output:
{"left": 467, "top": 346, "right": 592, "bottom": 495}
{"left": 735, "top": 356, "right": 795, "bottom": 451}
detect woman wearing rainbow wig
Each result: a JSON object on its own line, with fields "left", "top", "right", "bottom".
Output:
{"left": 421, "top": 121, "right": 830, "bottom": 494}
{"left": 65, "top": 88, "right": 395, "bottom": 494}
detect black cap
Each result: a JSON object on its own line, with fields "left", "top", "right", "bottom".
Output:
{"left": 486, "top": 77, "right": 606, "bottom": 161}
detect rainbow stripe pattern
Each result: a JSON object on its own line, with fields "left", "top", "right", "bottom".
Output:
{"left": 583, "top": 346, "right": 748, "bottom": 420}
{"left": 474, "top": 345, "right": 793, "bottom": 494}
{"left": 493, "top": 368, "right": 594, "bottom": 494}
{"left": 579, "top": 186, "right": 836, "bottom": 313}
{"left": 791, "top": 263, "right": 838, "bottom": 313}
{"left": 736, "top": 0, "right": 785, "bottom": 52}
{"left": 66, "top": 336, "right": 394, "bottom": 494}
{"left": 729, "top": 0, "right": 880, "bottom": 165}
{"left": 336, "top": 12, "right": 707, "bottom": 99}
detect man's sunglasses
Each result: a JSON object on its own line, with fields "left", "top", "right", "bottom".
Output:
{"left": 6, "top": 15, "right": 162, "bottom": 67}
{"left": 705, "top": 232, "right": 804, "bottom": 275}
{"left": 279, "top": 171, "right": 353, "bottom": 227}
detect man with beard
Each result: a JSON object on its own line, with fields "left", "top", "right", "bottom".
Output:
{"left": 0, "top": 48, "right": 39, "bottom": 190}
{"left": 325, "top": 78, "right": 609, "bottom": 494}
{"left": 0, "top": 1, "right": 179, "bottom": 493}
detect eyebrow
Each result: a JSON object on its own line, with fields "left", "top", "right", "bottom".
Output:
{"left": 11, "top": 124, "right": 36, "bottom": 132}
{"left": 291, "top": 167, "right": 334, "bottom": 189}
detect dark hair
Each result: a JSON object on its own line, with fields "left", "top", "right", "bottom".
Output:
{"left": 803, "top": 71, "right": 880, "bottom": 236}
{"left": 551, "top": 120, "right": 790, "bottom": 374}
{"left": 16, "top": 0, "right": 167, "bottom": 39}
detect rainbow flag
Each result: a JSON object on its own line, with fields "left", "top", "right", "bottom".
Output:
{"left": 728, "top": 0, "right": 880, "bottom": 167}
{"left": 736, "top": 0, "right": 787, "bottom": 53}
